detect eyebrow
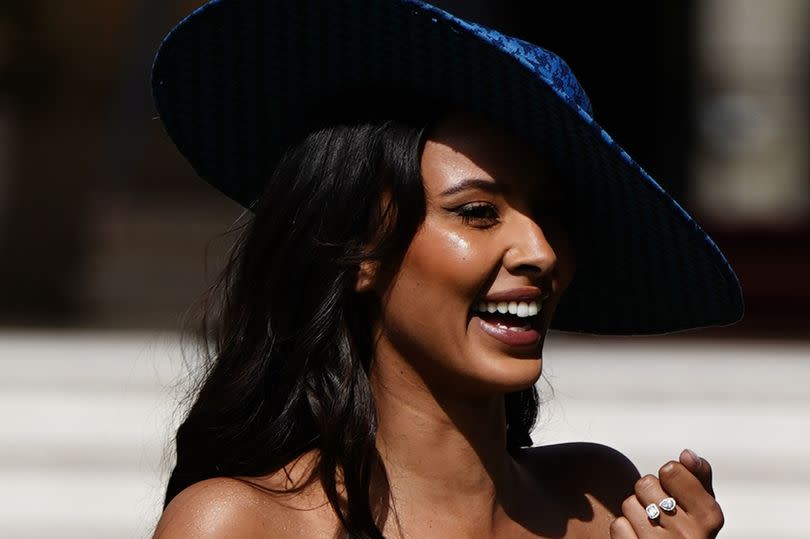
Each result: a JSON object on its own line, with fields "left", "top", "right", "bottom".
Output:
{"left": 440, "top": 178, "right": 501, "bottom": 197}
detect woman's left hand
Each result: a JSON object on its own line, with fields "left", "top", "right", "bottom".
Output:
{"left": 610, "top": 449, "right": 725, "bottom": 538}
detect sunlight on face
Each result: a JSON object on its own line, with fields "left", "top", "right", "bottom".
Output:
{"left": 371, "top": 112, "right": 576, "bottom": 397}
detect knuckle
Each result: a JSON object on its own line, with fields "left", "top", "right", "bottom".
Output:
{"left": 621, "top": 495, "right": 636, "bottom": 515}
{"left": 635, "top": 474, "right": 658, "bottom": 491}
{"left": 658, "top": 460, "right": 682, "bottom": 479}
{"left": 704, "top": 500, "right": 725, "bottom": 531}
{"left": 610, "top": 516, "right": 630, "bottom": 537}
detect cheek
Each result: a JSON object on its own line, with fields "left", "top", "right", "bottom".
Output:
{"left": 398, "top": 222, "right": 484, "bottom": 302}
{"left": 381, "top": 222, "right": 489, "bottom": 348}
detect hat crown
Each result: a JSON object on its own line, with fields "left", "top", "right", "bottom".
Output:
{"left": 409, "top": 0, "right": 593, "bottom": 116}
{"left": 152, "top": 0, "right": 744, "bottom": 335}
{"left": 488, "top": 35, "right": 593, "bottom": 117}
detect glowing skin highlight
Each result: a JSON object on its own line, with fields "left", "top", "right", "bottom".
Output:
{"left": 363, "top": 112, "right": 576, "bottom": 398}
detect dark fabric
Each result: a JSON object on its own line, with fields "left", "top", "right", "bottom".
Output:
{"left": 151, "top": 0, "right": 744, "bottom": 335}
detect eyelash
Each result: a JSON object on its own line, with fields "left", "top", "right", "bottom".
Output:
{"left": 456, "top": 202, "right": 500, "bottom": 227}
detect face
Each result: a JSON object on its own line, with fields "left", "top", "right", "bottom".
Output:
{"left": 365, "top": 112, "right": 576, "bottom": 397}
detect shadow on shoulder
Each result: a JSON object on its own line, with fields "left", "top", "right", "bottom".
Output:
{"left": 517, "top": 441, "right": 641, "bottom": 522}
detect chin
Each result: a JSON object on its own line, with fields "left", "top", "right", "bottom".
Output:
{"left": 493, "top": 355, "right": 543, "bottom": 393}
{"left": 459, "top": 353, "right": 543, "bottom": 396}
{"left": 462, "top": 326, "right": 547, "bottom": 393}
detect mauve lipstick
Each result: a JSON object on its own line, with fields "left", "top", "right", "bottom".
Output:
{"left": 476, "top": 318, "right": 541, "bottom": 347}
{"left": 481, "top": 286, "right": 546, "bottom": 303}
{"left": 471, "top": 285, "right": 546, "bottom": 348}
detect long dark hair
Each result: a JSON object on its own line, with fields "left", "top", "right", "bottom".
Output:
{"left": 164, "top": 99, "right": 539, "bottom": 538}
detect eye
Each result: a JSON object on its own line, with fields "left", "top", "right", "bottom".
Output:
{"left": 455, "top": 202, "right": 500, "bottom": 228}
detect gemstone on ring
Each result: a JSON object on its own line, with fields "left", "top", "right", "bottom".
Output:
{"left": 659, "top": 497, "right": 677, "bottom": 512}
{"left": 645, "top": 503, "right": 660, "bottom": 520}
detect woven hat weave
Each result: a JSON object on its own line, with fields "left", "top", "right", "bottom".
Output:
{"left": 152, "top": 0, "right": 744, "bottom": 335}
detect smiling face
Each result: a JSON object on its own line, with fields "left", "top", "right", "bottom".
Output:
{"left": 363, "top": 112, "right": 576, "bottom": 397}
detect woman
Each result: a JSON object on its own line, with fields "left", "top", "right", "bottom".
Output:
{"left": 151, "top": 1, "right": 742, "bottom": 537}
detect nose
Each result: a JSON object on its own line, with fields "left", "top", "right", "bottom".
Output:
{"left": 502, "top": 214, "right": 557, "bottom": 278}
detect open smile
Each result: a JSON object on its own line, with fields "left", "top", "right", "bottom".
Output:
{"left": 468, "top": 296, "right": 546, "bottom": 348}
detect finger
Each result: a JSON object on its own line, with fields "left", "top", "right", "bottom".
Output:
{"left": 680, "top": 448, "right": 714, "bottom": 497}
{"left": 621, "top": 494, "right": 659, "bottom": 535}
{"left": 659, "top": 460, "right": 716, "bottom": 513}
{"left": 610, "top": 516, "right": 639, "bottom": 539}
{"left": 634, "top": 474, "right": 677, "bottom": 519}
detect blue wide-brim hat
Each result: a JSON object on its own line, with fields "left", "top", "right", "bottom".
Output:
{"left": 152, "top": 0, "right": 743, "bottom": 335}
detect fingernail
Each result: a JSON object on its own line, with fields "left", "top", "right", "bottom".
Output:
{"left": 685, "top": 448, "right": 700, "bottom": 465}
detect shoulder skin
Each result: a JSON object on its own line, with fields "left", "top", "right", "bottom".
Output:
{"left": 152, "top": 476, "right": 324, "bottom": 538}
{"left": 517, "top": 442, "right": 641, "bottom": 532}
{"left": 153, "top": 450, "right": 338, "bottom": 538}
{"left": 152, "top": 477, "right": 271, "bottom": 538}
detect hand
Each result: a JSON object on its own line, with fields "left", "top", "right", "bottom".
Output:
{"left": 610, "top": 449, "right": 724, "bottom": 538}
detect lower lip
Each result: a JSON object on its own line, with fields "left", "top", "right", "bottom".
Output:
{"left": 474, "top": 316, "right": 541, "bottom": 347}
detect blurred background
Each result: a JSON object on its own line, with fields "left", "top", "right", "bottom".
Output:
{"left": 0, "top": 1, "right": 808, "bottom": 537}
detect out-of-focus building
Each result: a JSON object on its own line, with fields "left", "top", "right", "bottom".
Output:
{"left": 696, "top": 0, "right": 809, "bottom": 223}
{"left": 1, "top": 2, "right": 808, "bottom": 539}
{"left": 0, "top": 1, "right": 240, "bottom": 329}
{"left": 692, "top": 0, "right": 810, "bottom": 336}
{"left": 2, "top": 1, "right": 807, "bottom": 336}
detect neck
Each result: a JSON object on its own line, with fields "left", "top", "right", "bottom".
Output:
{"left": 369, "top": 350, "right": 525, "bottom": 535}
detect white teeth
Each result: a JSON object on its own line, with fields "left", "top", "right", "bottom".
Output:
{"left": 517, "top": 302, "right": 529, "bottom": 317}
{"left": 474, "top": 300, "right": 542, "bottom": 318}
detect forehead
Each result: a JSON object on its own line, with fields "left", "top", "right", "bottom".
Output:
{"left": 420, "top": 112, "right": 553, "bottom": 197}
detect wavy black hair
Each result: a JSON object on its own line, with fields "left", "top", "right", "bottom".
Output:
{"left": 163, "top": 98, "right": 540, "bottom": 538}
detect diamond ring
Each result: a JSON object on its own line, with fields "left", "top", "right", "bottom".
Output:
{"left": 659, "top": 497, "right": 677, "bottom": 512}
{"left": 645, "top": 503, "right": 660, "bottom": 520}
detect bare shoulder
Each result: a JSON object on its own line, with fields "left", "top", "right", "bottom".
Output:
{"left": 152, "top": 477, "right": 275, "bottom": 538}
{"left": 153, "top": 452, "right": 338, "bottom": 538}
{"left": 152, "top": 475, "right": 332, "bottom": 538}
{"left": 517, "top": 442, "right": 640, "bottom": 517}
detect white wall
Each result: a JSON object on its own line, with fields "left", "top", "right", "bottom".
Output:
{"left": 1, "top": 331, "right": 808, "bottom": 538}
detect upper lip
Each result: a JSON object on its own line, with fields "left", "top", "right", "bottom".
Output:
{"left": 479, "top": 286, "right": 550, "bottom": 304}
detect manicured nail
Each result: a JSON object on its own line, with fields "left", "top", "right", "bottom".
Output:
{"left": 685, "top": 448, "right": 700, "bottom": 466}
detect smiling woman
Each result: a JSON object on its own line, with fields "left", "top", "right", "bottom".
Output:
{"left": 150, "top": 1, "right": 741, "bottom": 538}
{"left": 368, "top": 112, "right": 575, "bottom": 401}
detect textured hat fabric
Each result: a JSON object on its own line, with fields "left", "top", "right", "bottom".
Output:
{"left": 152, "top": 0, "right": 744, "bottom": 335}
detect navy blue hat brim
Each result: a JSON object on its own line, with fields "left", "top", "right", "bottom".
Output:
{"left": 152, "top": 0, "right": 744, "bottom": 335}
